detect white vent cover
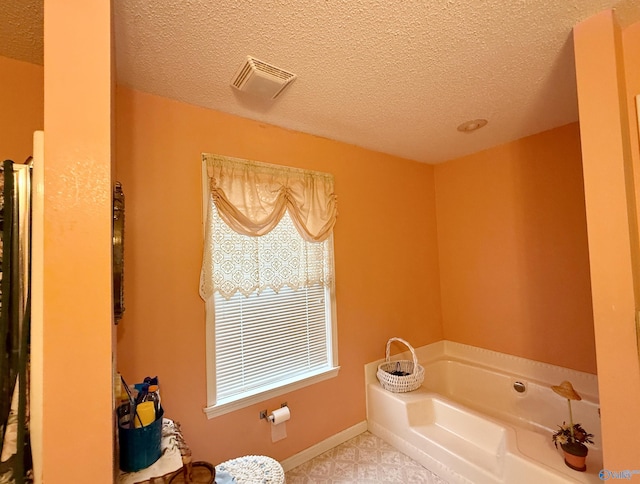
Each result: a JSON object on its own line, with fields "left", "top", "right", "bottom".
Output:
{"left": 231, "top": 56, "right": 297, "bottom": 100}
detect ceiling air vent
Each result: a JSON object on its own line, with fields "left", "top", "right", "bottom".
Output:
{"left": 231, "top": 56, "right": 297, "bottom": 100}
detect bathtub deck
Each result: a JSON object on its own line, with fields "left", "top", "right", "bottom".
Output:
{"left": 410, "top": 424, "right": 503, "bottom": 475}
{"left": 367, "top": 383, "right": 603, "bottom": 484}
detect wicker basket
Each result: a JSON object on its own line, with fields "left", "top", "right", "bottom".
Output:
{"left": 168, "top": 461, "right": 215, "bottom": 484}
{"left": 377, "top": 337, "right": 425, "bottom": 393}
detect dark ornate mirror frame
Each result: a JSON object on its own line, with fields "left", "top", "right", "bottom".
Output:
{"left": 113, "top": 181, "right": 125, "bottom": 323}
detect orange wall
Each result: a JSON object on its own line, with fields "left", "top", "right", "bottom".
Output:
{"left": 574, "top": 11, "right": 640, "bottom": 469}
{"left": 115, "top": 87, "right": 443, "bottom": 463}
{"left": 0, "top": 55, "right": 43, "bottom": 162}
{"left": 625, "top": 22, "right": 640, "bottom": 164}
{"left": 623, "top": 20, "right": 640, "bottom": 305}
{"left": 43, "top": 1, "right": 114, "bottom": 482}
{"left": 434, "top": 123, "right": 596, "bottom": 373}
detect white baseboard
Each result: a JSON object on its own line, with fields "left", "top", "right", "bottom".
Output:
{"left": 280, "top": 421, "right": 368, "bottom": 472}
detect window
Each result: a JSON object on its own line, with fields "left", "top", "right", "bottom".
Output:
{"left": 200, "top": 154, "right": 339, "bottom": 417}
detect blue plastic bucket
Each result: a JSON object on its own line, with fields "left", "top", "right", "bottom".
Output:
{"left": 118, "top": 407, "right": 164, "bottom": 472}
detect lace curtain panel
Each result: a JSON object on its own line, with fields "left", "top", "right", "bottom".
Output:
{"left": 199, "top": 154, "right": 337, "bottom": 300}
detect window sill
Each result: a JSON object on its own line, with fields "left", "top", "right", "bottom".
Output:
{"left": 203, "top": 366, "right": 340, "bottom": 419}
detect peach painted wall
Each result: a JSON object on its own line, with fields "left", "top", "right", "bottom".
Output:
{"left": 115, "top": 87, "right": 442, "bottom": 463}
{"left": 434, "top": 123, "right": 596, "bottom": 373}
{"left": 574, "top": 10, "right": 640, "bottom": 469}
{"left": 624, "top": 22, "right": 640, "bottom": 164}
{"left": 43, "top": 1, "right": 114, "bottom": 482}
{"left": 0, "top": 56, "right": 43, "bottom": 162}
{"left": 623, "top": 20, "right": 640, "bottom": 307}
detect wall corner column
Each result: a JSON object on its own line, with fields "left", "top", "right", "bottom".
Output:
{"left": 573, "top": 9, "right": 640, "bottom": 469}
{"left": 43, "top": 1, "right": 115, "bottom": 481}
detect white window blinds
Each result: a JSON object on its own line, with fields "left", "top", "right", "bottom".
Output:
{"left": 214, "top": 282, "right": 332, "bottom": 400}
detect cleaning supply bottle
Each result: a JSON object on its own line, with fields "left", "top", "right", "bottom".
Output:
{"left": 134, "top": 401, "right": 156, "bottom": 427}
{"left": 145, "top": 384, "right": 162, "bottom": 418}
{"left": 135, "top": 383, "right": 149, "bottom": 404}
{"left": 117, "top": 386, "right": 132, "bottom": 428}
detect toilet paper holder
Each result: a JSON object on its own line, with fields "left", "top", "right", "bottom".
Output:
{"left": 260, "top": 402, "right": 288, "bottom": 421}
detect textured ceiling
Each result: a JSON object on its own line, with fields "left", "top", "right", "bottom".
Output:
{"left": 3, "top": 1, "right": 637, "bottom": 163}
{"left": 0, "top": 0, "right": 43, "bottom": 65}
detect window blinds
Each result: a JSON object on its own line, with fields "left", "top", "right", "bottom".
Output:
{"left": 214, "top": 283, "right": 331, "bottom": 400}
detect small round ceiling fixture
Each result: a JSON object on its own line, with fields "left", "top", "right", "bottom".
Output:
{"left": 457, "top": 119, "right": 488, "bottom": 133}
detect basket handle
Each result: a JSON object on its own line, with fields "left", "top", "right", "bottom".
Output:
{"left": 385, "top": 337, "right": 419, "bottom": 369}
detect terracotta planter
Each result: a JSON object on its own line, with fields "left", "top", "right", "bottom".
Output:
{"left": 561, "top": 442, "right": 588, "bottom": 472}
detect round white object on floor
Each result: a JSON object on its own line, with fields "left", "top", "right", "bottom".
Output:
{"left": 216, "top": 455, "right": 285, "bottom": 484}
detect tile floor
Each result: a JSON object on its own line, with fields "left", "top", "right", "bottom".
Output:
{"left": 284, "top": 431, "right": 447, "bottom": 483}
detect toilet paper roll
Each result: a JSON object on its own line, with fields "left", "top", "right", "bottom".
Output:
{"left": 269, "top": 406, "right": 290, "bottom": 442}
{"left": 269, "top": 406, "right": 291, "bottom": 425}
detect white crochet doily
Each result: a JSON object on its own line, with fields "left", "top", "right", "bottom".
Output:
{"left": 216, "top": 455, "right": 285, "bottom": 484}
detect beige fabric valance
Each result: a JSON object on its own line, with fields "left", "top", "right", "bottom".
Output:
{"left": 202, "top": 153, "right": 337, "bottom": 242}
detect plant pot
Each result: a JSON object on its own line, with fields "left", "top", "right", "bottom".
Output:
{"left": 561, "top": 442, "right": 588, "bottom": 472}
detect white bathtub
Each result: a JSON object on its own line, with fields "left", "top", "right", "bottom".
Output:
{"left": 365, "top": 341, "right": 602, "bottom": 483}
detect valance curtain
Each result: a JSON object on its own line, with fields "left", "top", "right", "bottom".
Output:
{"left": 199, "top": 154, "right": 338, "bottom": 300}
{"left": 202, "top": 154, "right": 337, "bottom": 242}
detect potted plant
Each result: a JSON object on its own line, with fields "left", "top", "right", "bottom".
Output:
{"left": 551, "top": 381, "right": 594, "bottom": 472}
